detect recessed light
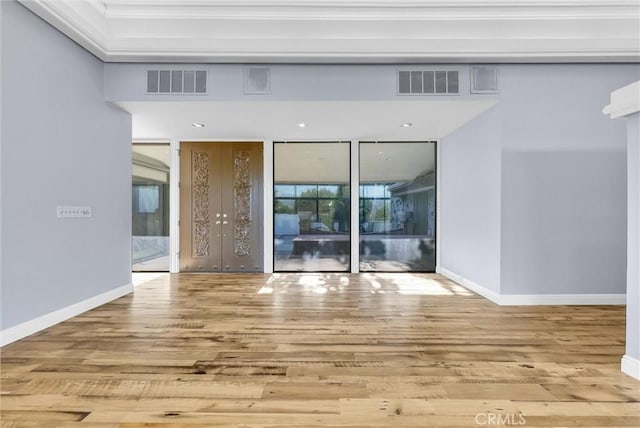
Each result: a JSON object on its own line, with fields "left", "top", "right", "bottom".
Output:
{"left": 401, "top": 122, "right": 413, "bottom": 128}
{"left": 192, "top": 122, "right": 205, "bottom": 128}
{"left": 298, "top": 122, "right": 307, "bottom": 128}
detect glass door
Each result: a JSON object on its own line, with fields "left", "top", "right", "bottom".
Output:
{"left": 274, "top": 142, "right": 350, "bottom": 271}
{"left": 359, "top": 142, "right": 436, "bottom": 272}
{"left": 132, "top": 143, "right": 170, "bottom": 271}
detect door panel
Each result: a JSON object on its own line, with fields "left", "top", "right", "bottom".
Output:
{"left": 221, "top": 143, "right": 263, "bottom": 271}
{"left": 180, "top": 142, "right": 263, "bottom": 272}
{"left": 180, "top": 142, "right": 223, "bottom": 271}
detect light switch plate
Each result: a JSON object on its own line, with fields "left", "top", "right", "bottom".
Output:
{"left": 57, "top": 206, "right": 92, "bottom": 218}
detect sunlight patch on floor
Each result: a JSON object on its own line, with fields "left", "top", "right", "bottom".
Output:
{"left": 261, "top": 272, "right": 472, "bottom": 296}
{"left": 262, "top": 273, "right": 352, "bottom": 295}
{"left": 132, "top": 272, "right": 169, "bottom": 287}
{"left": 366, "top": 273, "right": 472, "bottom": 296}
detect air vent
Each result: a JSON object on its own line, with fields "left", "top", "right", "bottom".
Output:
{"left": 398, "top": 70, "right": 459, "bottom": 95}
{"left": 147, "top": 70, "right": 207, "bottom": 94}
{"left": 244, "top": 67, "right": 271, "bottom": 94}
{"left": 470, "top": 66, "right": 499, "bottom": 94}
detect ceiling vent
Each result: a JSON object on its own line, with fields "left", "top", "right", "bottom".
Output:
{"left": 244, "top": 67, "right": 271, "bottom": 94}
{"left": 398, "top": 70, "right": 459, "bottom": 95}
{"left": 147, "top": 70, "right": 207, "bottom": 94}
{"left": 470, "top": 66, "right": 499, "bottom": 94}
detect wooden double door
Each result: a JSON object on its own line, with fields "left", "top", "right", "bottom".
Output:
{"left": 180, "top": 142, "right": 263, "bottom": 272}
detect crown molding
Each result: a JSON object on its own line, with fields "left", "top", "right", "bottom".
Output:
{"left": 19, "top": 0, "right": 108, "bottom": 61}
{"left": 18, "top": 0, "right": 640, "bottom": 63}
{"left": 99, "top": 0, "right": 640, "bottom": 7}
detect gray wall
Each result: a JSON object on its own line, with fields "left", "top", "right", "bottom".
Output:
{"left": 500, "top": 65, "right": 634, "bottom": 152}
{"left": 626, "top": 113, "right": 639, "bottom": 360}
{"left": 501, "top": 151, "right": 627, "bottom": 294}
{"left": 440, "top": 64, "right": 637, "bottom": 297}
{"left": 499, "top": 65, "right": 637, "bottom": 295}
{"left": 104, "top": 63, "right": 475, "bottom": 102}
{"left": 0, "top": 1, "right": 132, "bottom": 330}
{"left": 440, "top": 106, "right": 502, "bottom": 293}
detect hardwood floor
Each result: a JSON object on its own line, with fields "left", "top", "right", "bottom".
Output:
{"left": 1, "top": 273, "right": 638, "bottom": 427}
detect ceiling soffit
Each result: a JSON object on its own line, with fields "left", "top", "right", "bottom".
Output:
{"left": 18, "top": 0, "right": 640, "bottom": 63}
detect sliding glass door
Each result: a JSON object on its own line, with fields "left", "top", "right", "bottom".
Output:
{"left": 273, "top": 141, "right": 435, "bottom": 273}
{"left": 274, "top": 142, "right": 350, "bottom": 271}
{"left": 359, "top": 142, "right": 436, "bottom": 272}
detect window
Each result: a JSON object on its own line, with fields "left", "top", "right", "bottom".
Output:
{"left": 359, "top": 142, "right": 436, "bottom": 272}
{"left": 274, "top": 142, "right": 350, "bottom": 271}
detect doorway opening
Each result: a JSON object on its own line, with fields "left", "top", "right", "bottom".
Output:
{"left": 132, "top": 143, "right": 171, "bottom": 271}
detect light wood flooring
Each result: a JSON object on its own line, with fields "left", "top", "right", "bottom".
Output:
{"left": 1, "top": 273, "right": 638, "bottom": 427}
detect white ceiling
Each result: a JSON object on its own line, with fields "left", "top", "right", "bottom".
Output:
{"left": 20, "top": 0, "right": 640, "bottom": 63}
{"left": 118, "top": 99, "right": 497, "bottom": 142}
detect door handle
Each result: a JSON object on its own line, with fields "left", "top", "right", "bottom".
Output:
{"left": 222, "top": 220, "right": 228, "bottom": 225}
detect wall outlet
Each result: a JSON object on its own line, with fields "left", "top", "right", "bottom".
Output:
{"left": 57, "top": 206, "right": 92, "bottom": 218}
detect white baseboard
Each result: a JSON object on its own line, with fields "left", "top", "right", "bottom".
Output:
{"left": 499, "top": 293, "right": 626, "bottom": 306}
{"left": 0, "top": 283, "right": 133, "bottom": 347}
{"left": 436, "top": 267, "right": 626, "bottom": 306}
{"left": 437, "top": 267, "right": 502, "bottom": 305}
{"left": 621, "top": 355, "right": 640, "bottom": 380}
